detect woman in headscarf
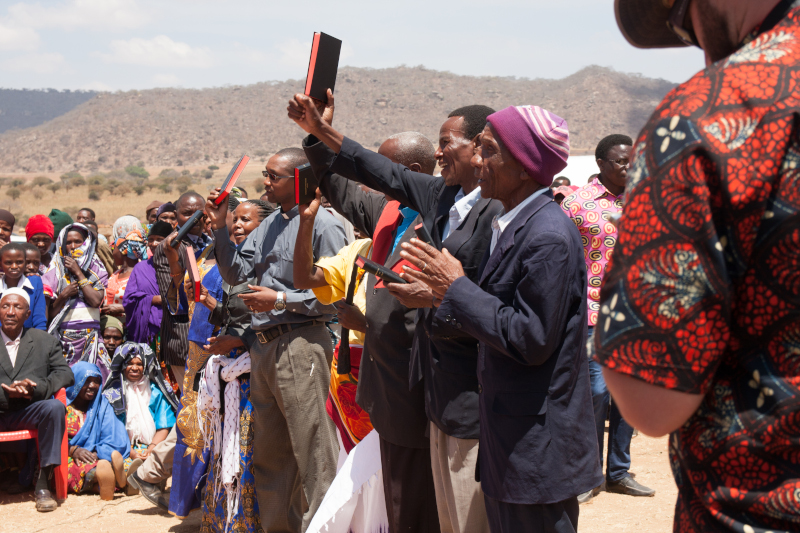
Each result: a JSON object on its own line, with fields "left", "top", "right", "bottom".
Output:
{"left": 182, "top": 200, "right": 273, "bottom": 531}
{"left": 156, "top": 202, "right": 178, "bottom": 228}
{"left": 102, "top": 216, "right": 147, "bottom": 319}
{"left": 122, "top": 221, "right": 171, "bottom": 347}
{"left": 26, "top": 215, "right": 55, "bottom": 274}
{"left": 65, "top": 362, "right": 130, "bottom": 499}
{"left": 43, "top": 222, "right": 110, "bottom": 379}
{"left": 103, "top": 342, "right": 178, "bottom": 470}
{"left": 145, "top": 200, "right": 164, "bottom": 226}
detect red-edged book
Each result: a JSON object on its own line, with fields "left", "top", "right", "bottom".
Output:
{"left": 304, "top": 32, "right": 342, "bottom": 102}
{"left": 184, "top": 246, "right": 202, "bottom": 302}
{"left": 214, "top": 155, "right": 250, "bottom": 205}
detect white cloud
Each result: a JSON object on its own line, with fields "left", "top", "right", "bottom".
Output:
{"left": 0, "top": 22, "right": 40, "bottom": 51}
{"left": 278, "top": 38, "right": 312, "bottom": 67}
{"left": 3, "top": 53, "right": 65, "bottom": 74}
{"left": 99, "top": 35, "right": 213, "bottom": 68}
{"left": 152, "top": 73, "right": 180, "bottom": 86}
{"left": 81, "top": 80, "right": 114, "bottom": 91}
{"left": 6, "top": 0, "right": 148, "bottom": 31}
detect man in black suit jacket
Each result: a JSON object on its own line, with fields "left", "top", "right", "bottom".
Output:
{"left": 401, "top": 106, "right": 602, "bottom": 533}
{"left": 292, "top": 94, "right": 501, "bottom": 533}
{"left": 302, "top": 125, "right": 441, "bottom": 532}
{"left": 0, "top": 289, "right": 74, "bottom": 512}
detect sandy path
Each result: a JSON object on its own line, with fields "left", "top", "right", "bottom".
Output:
{"left": 1, "top": 434, "right": 676, "bottom": 533}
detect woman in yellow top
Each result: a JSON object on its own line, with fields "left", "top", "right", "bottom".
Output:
{"left": 294, "top": 190, "right": 374, "bottom": 457}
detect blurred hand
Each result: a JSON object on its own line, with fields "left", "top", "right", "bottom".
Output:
{"left": 399, "top": 239, "right": 466, "bottom": 300}
{"left": 387, "top": 280, "right": 437, "bottom": 309}
{"left": 63, "top": 255, "right": 83, "bottom": 278}
{"left": 239, "top": 285, "right": 278, "bottom": 314}
{"left": 162, "top": 231, "right": 181, "bottom": 265}
{"left": 101, "top": 303, "right": 124, "bottom": 316}
{"left": 298, "top": 189, "right": 323, "bottom": 224}
{"left": 205, "top": 187, "right": 228, "bottom": 231}
{"left": 204, "top": 335, "right": 244, "bottom": 354}
{"left": 335, "top": 300, "right": 367, "bottom": 332}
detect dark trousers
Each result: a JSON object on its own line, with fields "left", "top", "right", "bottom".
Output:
{"left": 0, "top": 399, "right": 66, "bottom": 467}
{"left": 588, "top": 359, "right": 633, "bottom": 482}
{"left": 484, "top": 494, "right": 579, "bottom": 533}
{"left": 379, "top": 435, "right": 440, "bottom": 533}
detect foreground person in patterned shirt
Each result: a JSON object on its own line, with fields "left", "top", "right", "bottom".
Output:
{"left": 563, "top": 134, "right": 656, "bottom": 502}
{"left": 596, "top": 0, "right": 800, "bottom": 531}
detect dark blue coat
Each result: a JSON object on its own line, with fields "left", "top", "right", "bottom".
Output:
{"left": 435, "top": 189, "right": 602, "bottom": 505}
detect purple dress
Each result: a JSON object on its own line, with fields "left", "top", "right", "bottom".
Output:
{"left": 122, "top": 258, "right": 162, "bottom": 344}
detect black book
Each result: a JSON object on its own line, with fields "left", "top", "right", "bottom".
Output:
{"left": 304, "top": 32, "right": 342, "bottom": 102}
{"left": 355, "top": 254, "right": 407, "bottom": 285}
{"left": 294, "top": 163, "right": 319, "bottom": 205}
{"left": 170, "top": 210, "right": 204, "bottom": 249}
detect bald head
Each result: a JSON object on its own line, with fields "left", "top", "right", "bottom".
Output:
{"left": 379, "top": 132, "right": 437, "bottom": 175}
{"left": 177, "top": 190, "right": 205, "bottom": 209}
{"left": 274, "top": 147, "right": 308, "bottom": 171}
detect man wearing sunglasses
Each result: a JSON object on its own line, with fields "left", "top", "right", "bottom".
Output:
{"left": 596, "top": 0, "right": 799, "bottom": 532}
{"left": 562, "top": 134, "right": 656, "bottom": 503}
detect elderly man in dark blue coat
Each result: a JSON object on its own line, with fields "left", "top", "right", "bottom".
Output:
{"left": 401, "top": 105, "right": 601, "bottom": 533}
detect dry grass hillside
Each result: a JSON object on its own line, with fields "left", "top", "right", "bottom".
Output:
{"left": 0, "top": 65, "right": 674, "bottom": 174}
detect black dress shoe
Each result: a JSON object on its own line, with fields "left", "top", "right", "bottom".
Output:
{"left": 127, "top": 471, "right": 167, "bottom": 511}
{"left": 606, "top": 475, "right": 656, "bottom": 497}
{"left": 35, "top": 489, "right": 58, "bottom": 512}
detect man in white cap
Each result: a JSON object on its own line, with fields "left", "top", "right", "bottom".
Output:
{"left": 0, "top": 288, "right": 73, "bottom": 512}
{"left": 594, "top": 0, "right": 800, "bottom": 532}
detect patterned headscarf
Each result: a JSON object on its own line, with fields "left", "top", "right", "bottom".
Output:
{"left": 46, "top": 223, "right": 103, "bottom": 335}
{"left": 103, "top": 342, "right": 180, "bottom": 416}
{"left": 112, "top": 216, "right": 146, "bottom": 247}
{"left": 117, "top": 229, "right": 147, "bottom": 260}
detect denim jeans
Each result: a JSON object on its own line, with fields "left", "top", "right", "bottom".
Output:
{"left": 587, "top": 328, "right": 633, "bottom": 482}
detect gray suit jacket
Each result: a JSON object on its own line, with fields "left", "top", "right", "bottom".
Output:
{"left": 0, "top": 328, "right": 74, "bottom": 414}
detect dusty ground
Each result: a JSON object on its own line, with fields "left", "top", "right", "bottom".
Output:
{"left": 0, "top": 432, "right": 676, "bottom": 533}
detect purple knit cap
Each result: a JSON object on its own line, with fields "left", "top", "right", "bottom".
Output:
{"left": 486, "top": 105, "right": 570, "bottom": 186}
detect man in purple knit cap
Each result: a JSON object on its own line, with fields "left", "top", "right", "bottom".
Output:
{"left": 401, "top": 105, "right": 601, "bottom": 532}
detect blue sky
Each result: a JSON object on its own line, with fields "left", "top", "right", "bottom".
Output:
{"left": 0, "top": 0, "right": 706, "bottom": 91}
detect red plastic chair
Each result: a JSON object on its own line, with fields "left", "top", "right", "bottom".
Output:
{"left": 0, "top": 388, "right": 68, "bottom": 500}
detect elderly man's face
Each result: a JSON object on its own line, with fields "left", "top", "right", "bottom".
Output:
{"left": 471, "top": 124, "right": 525, "bottom": 203}
{"left": 0, "top": 294, "right": 30, "bottom": 333}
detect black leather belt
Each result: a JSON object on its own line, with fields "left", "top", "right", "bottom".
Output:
{"left": 255, "top": 320, "right": 319, "bottom": 344}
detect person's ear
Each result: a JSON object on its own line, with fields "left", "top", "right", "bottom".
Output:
{"left": 408, "top": 162, "right": 422, "bottom": 173}
{"left": 519, "top": 169, "right": 532, "bottom": 182}
{"left": 596, "top": 158, "right": 604, "bottom": 171}
{"left": 24, "top": 308, "right": 31, "bottom": 320}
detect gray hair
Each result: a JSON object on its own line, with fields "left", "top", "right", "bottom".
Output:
{"left": 387, "top": 131, "right": 437, "bottom": 175}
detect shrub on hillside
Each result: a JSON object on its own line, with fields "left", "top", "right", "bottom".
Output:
{"left": 158, "top": 183, "right": 172, "bottom": 193}
{"left": 60, "top": 171, "right": 83, "bottom": 183}
{"left": 32, "top": 176, "right": 52, "bottom": 187}
{"left": 47, "top": 183, "right": 62, "bottom": 194}
{"left": 10, "top": 179, "right": 24, "bottom": 188}
{"left": 159, "top": 168, "right": 180, "bottom": 179}
{"left": 176, "top": 176, "right": 193, "bottom": 194}
{"left": 208, "top": 165, "right": 219, "bottom": 171}
{"left": 88, "top": 189, "right": 101, "bottom": 201}
{"left": 33, "top": 189, "right": 44, "bottom": 200}
{"left": 6, "top": 188, "right": 21, "bottom": 200}
{"left": 125, "top": 165, "right": 150, "bottom": 179}
{"left": 70, "top": 176, "right": 86, "bottom": 187}
{"left": 201, "top": 169, "right": 214, "bottom": 179}
{"left": 133, "top": 185, "right": 146, "bottom": 196}
{"left": 87, "top": 174, "right": 105, "bottom": 186}
{"left": 116, "top": 184, "right": 133, "bottom": 196}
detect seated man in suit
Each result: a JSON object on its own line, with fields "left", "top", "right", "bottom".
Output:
{"left": 400, "top": 106, "right": 602, "bottom": 532}
{"left": 0, "top": 288, "right": 74, "bottom": 512}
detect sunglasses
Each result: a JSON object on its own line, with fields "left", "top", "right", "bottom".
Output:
{"left": 666, "top": 0, "right": 699, "bottom": 47}
{"left": 261, "top": 170, "right": 294, "bottom": 180}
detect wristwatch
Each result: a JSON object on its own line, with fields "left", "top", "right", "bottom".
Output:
{"left": 274, "top": 291, "right": 286, "bottom": 312}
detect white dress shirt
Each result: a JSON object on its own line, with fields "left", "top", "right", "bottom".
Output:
{"left": 1, "top": 329, "right": 22, "bottom": 368}
{"left": 489, "top": 187, "right": 551, "bottom": 254}
{"left": 441, "top": 186, "right": 483, "bottom": 241}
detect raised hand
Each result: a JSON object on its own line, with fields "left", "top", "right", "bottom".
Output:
{"left": 205, "top": 187, "right": 228, "bottom": 231}
{"left": 298, "top": 188, "right": 323, "bottom": 223}
{"left": 288, "top": 89, "right": 334, "bottom": 135}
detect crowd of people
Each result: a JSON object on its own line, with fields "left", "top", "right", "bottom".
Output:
{"left": 1, "top": 0, "right": 799, "bottom": 532}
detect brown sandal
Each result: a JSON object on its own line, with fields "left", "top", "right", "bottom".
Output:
{"left": 95, "top": 460, "right": 115, "bottom": 501}
{"left": 111, "top": 451, "right": 127, "bottom": 489}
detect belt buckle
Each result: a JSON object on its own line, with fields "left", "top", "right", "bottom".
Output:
{"left": 256, "top": 331, "right": 268, "bottom": 344}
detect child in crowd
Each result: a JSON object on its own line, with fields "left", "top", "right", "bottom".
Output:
{"left": 22, "top": 243, "right": 42, "bottom": 277}
{"left": 0, "top": 243, "right": 47, "bottom": 330}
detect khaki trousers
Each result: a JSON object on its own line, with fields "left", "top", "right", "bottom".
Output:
{"left": 137, "top": 425, "right": 176, "bottom": 484}
{"left": 430, "top": 422, "right": 489, "bottom": 533}
{"left": 250, "top": 324, "right": 338, "bottom": 533}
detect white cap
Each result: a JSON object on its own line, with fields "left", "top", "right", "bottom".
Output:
{"left": 1, "top": 288, "right": 30, "bottom": 307}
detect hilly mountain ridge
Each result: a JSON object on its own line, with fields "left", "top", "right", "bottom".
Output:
{"left": 0, "top": 65, "right": 676, "bottom": 173}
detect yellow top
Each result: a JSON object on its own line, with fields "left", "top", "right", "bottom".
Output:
{"left": 312, "top": 238, "right": 371, "bottom": 345}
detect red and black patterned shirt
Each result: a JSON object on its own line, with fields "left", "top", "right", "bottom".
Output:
{"left": 594, "top": 3, "right": 800, "bottom": 532}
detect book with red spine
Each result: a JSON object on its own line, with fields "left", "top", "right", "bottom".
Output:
{"left": 304, "top": 32, "right": 342, "bottom": 102}
{"left": 184, "top": 246, "right": 202, "bottom": 302}
{"left": 214, "top": 155, "right": 250, "bottom": 205}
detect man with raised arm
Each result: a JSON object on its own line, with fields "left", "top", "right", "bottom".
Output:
{"left": 289, "top": 92, "right": 501, "bottom": 533}
{"left": 205, "top": 147, "right": 346, "bottom": 533}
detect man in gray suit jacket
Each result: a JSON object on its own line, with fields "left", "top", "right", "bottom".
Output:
{"left": 0, "top": 288, "right": 74, "bottom": 512}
